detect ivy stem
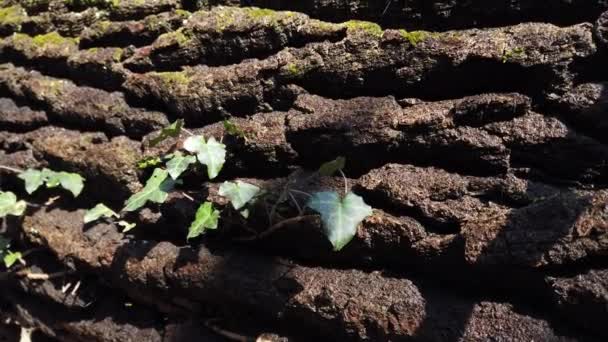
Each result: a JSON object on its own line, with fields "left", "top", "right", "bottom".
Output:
{"left": 0, "top": 165, "right": 24, "bottom": 173}
{"left": 204, "top": 319, "right": 249, "bottom": 342}
{"left": 238, "top": 215, "right": 317, "bottom": 241}
{"left": 182, "top": 128, "right": 195, "bottom": 136}
{"left": 339, "top": 169, "right": 348, "bottom": 196}
{"left": 288, "top": 192, "right": 303, "bottom": 215}
{"left": 289, "top": 189, "right": 312, "bottom": 197}
{"left": 181, "top": 192, "right": 195, "bottom": 202}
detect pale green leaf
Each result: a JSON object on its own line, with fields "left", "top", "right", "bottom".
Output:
{"left": 3, "top": 251, "right": 22, "bottom": 268}
{"left": 218, "top": 181, "right": 260, "bottom": 210}
{"left": 18, "top": 169, "right": 44, "bottom": 194}
{"left": 307, "top": 191, "right": 372, "bottom": 251}
{"left": 318, "top": 156, "right": 346, "bottom": 176}
{"left": 122, "top": 168, "right": 174, "bottom": 212}
{"left": 0, "top": 191, "right": 26, "bottom": 218}
{"left": 33, "top": 169, "right": 85, "bottom": 196}
{"left": 57, "top": 172, "right": 85, "bottom": 197}
{"left": 42, "top": 168, "right": 60, "bottom": 187}
{"left": 118, "top": 220, "right": 137, "bottom": 232}
{"left": 149, "top": 119, "right": 184, "bottom": 147}
{"left": 187, "top": 202, "right": 220, "bottom": 240}
{"left": 166, "top": 151, "right": 197, "bottom": 180}
{"left": 84, "top": 203, "right": 119, "bottom": 223}
{"left": 183, "top": 135, "right": 226, "bottom": 179}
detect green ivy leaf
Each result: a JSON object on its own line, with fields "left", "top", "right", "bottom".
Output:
{"left": 136, "top": 156, "right": 163, "bottom": 169}
{"left": 84, "top": 203, "right": 119, "bottom": 223}
{"left": 149, "top": 119, "right": 184, "bottom": 147}
{"left": 318, "top": 156, "right": 346, "bottom": 176}
{"left": 223, "top": 120, "right": 247, "bottom": 139}
{"left": 166, "top": 151, "right": 197, "bottom": 180}
{"left": 183, "top": 135, "right": 226, "bottom": 179}
{"left": 118, "top": 220, "right": 137, "bottom": 232}
{"left": 0, "top": 191, "right": 26, "bottom": 218}
{"left": 123, "top": 168, "right": 174, "bottom": 212}
{"left": 42, "top": 168, "right": 61, "bottom": 187}
{"left": 187, "top": 202, "right": 220, "bottom": 240}
{"left": 18, "top": 169, "right": 45, "bottom": 194}
{"left": 3, "top": 251, "right": 22, "bottom": 268}
{"left": 56, "top": 172, "right": 85, "bottom": 197}
{"left": 22, "top": 168, "right": 85, "bottom": 197}
{"left": 218, "top": 181, "right": 260, "bottom": 210}
{"left": 307, "top": 191, "right": 373, "bottom": 251}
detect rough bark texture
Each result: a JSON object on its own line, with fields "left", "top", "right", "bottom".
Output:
{"left": 1, "top": 2, "right": 608, "bottom": 342}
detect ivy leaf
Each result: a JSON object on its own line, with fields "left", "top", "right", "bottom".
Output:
{"left": 0, "top": 191, "right": 27, "bottom": 218}
{"left": 18, "top": 169, "right": 45, "bottom": 194}
{"left": 56, "top": 172, "right": 85, "bottom": 197}
{"left": 118, "top": 220, "right": 137, "bottom": 232}
{"left": 3, "top": 251, "right": 22, "bottom": 268}
{"left": 223, "top": 120, "right": 247, "bottom": 139}
{"left": 149, "top": 119, "right": 183, "bottom": 147}
{"left": 35, "top": 169, "right": 85, "bottom": 197}
{"left": 166, "top": 151, "right": 197, "bottom": 180}
{"left": 122, "top": 168, "right": 174, "bottom": 212}
{"left": 218, "top": 181, "right": 260, "bottom": 210}
{"left": 42, "top": 168, "right": 61, "bottom": 187}
{"left": 318, "top": 156, "right": 346, "bottom": 176}
{"left": 307, "top": 191, "right": 373, "bottom": 251}
{"left": 84, "top": 203, "right": 119, "bottom": 223}
{"left": 187, "top": 202, "right": 220, "bottom": 240}
{"left": 183, "top": 135, "right": 226, "bottom": 179}
{"left": 136, "top": 156, "right": 163, "bottom": 169}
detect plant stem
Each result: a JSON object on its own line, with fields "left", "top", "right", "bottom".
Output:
{"left": 289, "top": 189, "right": 312, "bottom": 197}
{"left": 0, "top": 165, "right": 24, "bottom": 173}
{"left": 182, "top": 128, "right": 195, "bottom": 136}
{"left": 339, "top": 169, "right": 348, "bottom": 195}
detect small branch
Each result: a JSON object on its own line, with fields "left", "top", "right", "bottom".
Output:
{"left": 339, "top": 169, "right": 348, "bottom": 195}
{"left": 181, "top": 192, "right": 195, "bottom": 202}
{"left": 16, "top": 270, "right": 72, "bottom": 281}
{"left": 289, "top": 189, "right": 312, "bottom": 198}
{"left": 20, "top": 248, "right": 44, "bottom": 258}
{"left": 70, "top": 280, "right": 81, "bottom": 296}
{"left": 182, "top": 128, "right": 195, "bottom": 136}
{"left": 0, "top": 165, "right": 24, "bottom": 173}
{"left": 205, "top": 319, "right": 250, "bottom": 342}
{"left": 288, "top": 192, "right": 303, "bottom": 215}
{"left": 238, "top": 215, "right": 316, "bottom": 241}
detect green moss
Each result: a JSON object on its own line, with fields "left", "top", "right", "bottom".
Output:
{"left": 30, "top": 32, "right": 78, "bottom": 47}
{"left": 0, "top": 5, "right": 26, "bottom": 26}
{"left": 244, "top": 7, "right": 276, "bottom": 19}
{"left": 95, "top": 20, "right": 112, "bottom": 33}
{"left": 174, "top": 9, "right": 191, "bottom": 17}
{"left": 501, "top": 47, "right": 525, "bottom": 63}
{"left": 157, "top": 29, "right": 189, "bottom": 47}
{"left": 156, "top": 71, "right": 190, "bottom": 86}
{"left": 40, "top": 79, "right": 65, "bottom": 96}
{"left": 111, "top": 48, "right": 123, "bottom": 62}
{"left": 285, "top": 63, "right": 299, "bottom": 76}
{"left": 343, "top": 20, "right": 383, "bottom": 37}
{"left": 398, "top": 30, "right": 432, "bottom": 46}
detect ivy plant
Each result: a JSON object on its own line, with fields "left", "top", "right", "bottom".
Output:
{"left": 18, "top": 168, "right": 84, "bottom": 197}
{"left": 83, "top": 121, "right": 373, "bottom": 250}
{"left": 0, "top": 166, "right": 85, "bottom": 270}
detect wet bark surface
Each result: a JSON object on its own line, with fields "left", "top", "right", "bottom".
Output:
{"left": 1, "top": 1, "right": 608, "bottom": 341}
